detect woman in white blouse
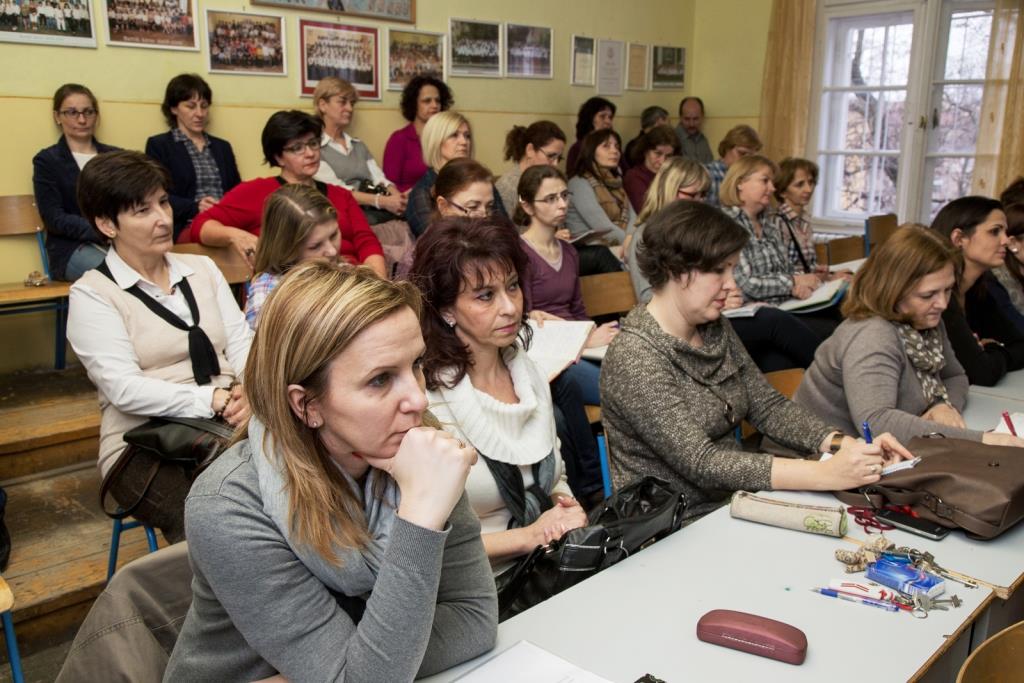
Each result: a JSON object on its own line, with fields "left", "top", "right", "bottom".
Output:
{"left": 409, "top": 215, "right": 587, "bottom": 572}
{"left": 67, "top": 151, "right": 252, "bottom": 543}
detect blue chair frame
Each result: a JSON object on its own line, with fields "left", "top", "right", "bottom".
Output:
{"left": 1, "top": 610, "right": 24, "bottom": 683}
{"left": 0, "top": 230, "right": 69, "bottom": 369}
{"left": 597, "top": 434, "right": 612, "bottom": 499}
{"left": 107, "top": 517, "right": 159, "bottom": 582}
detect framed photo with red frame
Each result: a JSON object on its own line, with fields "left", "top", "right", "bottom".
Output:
{"left": 299, "top": 20, "right": 380, "bottom": 99}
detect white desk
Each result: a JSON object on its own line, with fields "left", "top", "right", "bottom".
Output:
{"left": 968, "top": 369, "right": 1024, "bottom": 401}
{"left": 963, "top": 391, "right": 1024, "bottom": 431}
{"left": 426, "top": 495, "right": 1024, "bottom": 683}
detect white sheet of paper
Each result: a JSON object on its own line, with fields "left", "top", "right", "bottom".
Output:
{"left": 778, "top": 278, "right": 847, "bottom": 312}
{"left": 581, "top": 345, "right": 607, "bottom": 361}
{"left": 526, "top": 320, "right": 595, "bottom": 380}
{"left": 722, "top": 303, "right": 764, "bottom": 318}
{"left": 830, "top": 258, "right": 866, "bottom": 273}
{"left": 455, "top": 641, "right": 613, "bottom": 683}
{"left": 994, "top": 412, "right": 1024, "bottom": 435}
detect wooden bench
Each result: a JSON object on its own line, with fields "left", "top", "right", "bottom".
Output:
{"left": 0, "top": 195, "right": 70, "bottom": 369}
{"left": 578, "top": 271, "right": 638, "bottom": 424}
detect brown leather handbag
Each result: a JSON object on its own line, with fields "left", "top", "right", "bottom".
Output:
{"left": 835, "top": 436, "right": 1024, "bottom": 540}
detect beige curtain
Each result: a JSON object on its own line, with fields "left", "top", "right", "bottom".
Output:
{"left": 973, "top": 0, "right": 1024, "bottom": 197}
{"left": 758, "top": 0, "right": 817, "bottom": 161}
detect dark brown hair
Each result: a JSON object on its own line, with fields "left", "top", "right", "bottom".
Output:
{"left": 77, "top": 151, "right": 170, "bottom": 232}
{"left": 431, "top": 158, "right": 494, "bottom": 207}
{"left": 1001, "top": 177, "right": 1024, "bottom": 207}
{"left": 503, "top": 120, "right": 566, "bottom": 162}
{"left": 773, "top": 157, "right": 819, "bottom": 202}
{"left": 570, "top": 128, "right": 622, "bottom": 179}
{"left": 636, "top": 200, "right": 748, "bottom": 290}
{"left": 161, "top": 74, "right": 212, "bottom": 128}
{"left": 513, "top": 165, "right": 567, "bottom": 226}
{"left": 399, "top": 75, "right": 454, "bottom": 122}
{"left": 409, "top": 215, "right": 532, "bottom": 390}
{"left": 631, "top": 125, "right": 680, "bottom": 166}
{"left": 1003, "top": 203, "right": 1024, "bottom": 290}
{"left": 930, "top": 196, "right": 1004, "bottom": 239}
{"left": 574, "top": 97, "right": 616, "bottom": 141}
{"left": 52, "top": 83, "right": 98, "bottom": 114}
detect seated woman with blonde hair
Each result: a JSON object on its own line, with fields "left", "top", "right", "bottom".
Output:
{"left": 165, "top": 261, "right": 498, "bottom": 681}
{"left": 796, "top": 225, "right": 1024, "bottom": 447}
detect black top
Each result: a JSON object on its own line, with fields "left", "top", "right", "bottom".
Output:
{"left": 32, "top": 136, "right": 120, "bottom": 281}
{"left": 144, "top": 130, "right": 242, "bottom": 240}
{"left": 942, "top": 272, "right": 1024, "bottom": 386}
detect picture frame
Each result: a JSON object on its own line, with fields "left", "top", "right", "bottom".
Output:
{"left": 251, "top": 0, "right": 414, "bottom": 24}
{"left": 504, "top": 23, "right": 552, "bottom": 79}
{"left": 448, "top": 17, "right": 501, "bottom": 78}
{"left": 596, "top": 38, "right": 624, "bottom": 97}
{"left": 570, "top": 35, "right": 595, "bottom": 87}
{"left": 651, "top": 45, "right": 686, "bottom": 89}
{"left": 205, "top": 10, "right": 286, "bottom": 76}
{"left": 387, "top": 28, "right": 445, "bottom": 91}
{"left": 300, "top": 20, "right": 380, "bottom": 99}
{"left": 102, "top": 0, "right": 199, "bottom": 51}
{"left": 626, "top": 42, "right": 649, "bottom": 91}
{"left": 0, "top": 0, "right": 96, "bottom": 48}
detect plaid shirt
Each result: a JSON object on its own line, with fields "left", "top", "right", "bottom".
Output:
{"left": 703, "top": 159, "right": 727, "bottom": 207}
{"left": 244, "top": 271, "right": 281, "bottom": 330}
{"left": 767, "top": 203, "right": 818, "bottom": 274}
{"left": 172, "top": 128, "right": 224, "bottom": 203}
{"left": 723, "top": 205, "right": 794, "bottom": 303}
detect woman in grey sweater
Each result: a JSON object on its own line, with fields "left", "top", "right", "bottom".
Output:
{"left": 165, "top": 262, "right": 497, "bottom": 683}
{"left": 795, "top": 225, "right": 1024, "bottom": 448}
{"left": 600, "top": 201, "right": 913, "bottom": 520}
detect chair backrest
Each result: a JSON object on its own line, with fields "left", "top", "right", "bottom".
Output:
{"left": 865, "top": 213, "right": 898, "bottom": 255}
{"left": 579, "top": 271, "right": 637, "bottom": 318}
{"left": 172, "top": 243, "right": 251, "bottom": 285}
{"left": 741, "top": 369, "right": 805, "bottom": 439}
{"left": 827, "top": 236, "right": 865, "bottom": 265}
{"left": 0, "top": 195, "right": 43, "bottom": 238}
{"left": 956, "top": 620, "right": 1024, "bottom": 683}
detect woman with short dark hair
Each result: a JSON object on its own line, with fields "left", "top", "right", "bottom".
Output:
{"left": 623, "top": 124, "right": 679, "bottom": 212}
{"left": 189, "top": 110, "right": 385, "bottom": 278}
{"left": 383, "top": 75, "right": 455, "bottom": 192}
{"left": 600, "top": 200, "right": 912, "bottom": 519}
{"left": 145, "top": 73, "right": 241, "bottom": 241}
{"left": 566, "top": 97, "right": 617, "bottom": 173}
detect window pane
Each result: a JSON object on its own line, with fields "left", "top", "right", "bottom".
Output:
{"left": 882, "top": 22, "right": 914, "bottom": 86}
{"left": 821, "top": 154, "right": 899, "bottom": 217}
{"left": 944, "top": 10, "right": 993, "bottom": 80}
{"left": 932, "top": 84, "right": 984, "bottom": 153}
{"left": 830, "top": 13, "right": 913, "bottom": 87}
{"left": 879, "top": 90, "right": 906, "bottom": 151}
{"left": 927, "top": 156, "right": 975, "bottom": 220}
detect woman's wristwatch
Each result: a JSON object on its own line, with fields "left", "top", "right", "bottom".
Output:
{"left": 828, "top": 432, "right": 847, "bottom": 454}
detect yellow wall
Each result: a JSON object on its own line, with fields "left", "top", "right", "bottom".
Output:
{"left": 0, "top": 0, "right": 772, "bottom": 372}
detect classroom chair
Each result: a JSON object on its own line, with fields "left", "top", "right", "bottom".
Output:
{"left": 956, "top": 619, "right": 1024, "bottom": 682}
{"left": 827, "top": 235, "right": 865, "bottom": 265}
{"left": 740, "top": 368, "right": 805, "bottom": 439}
{"left": 597, "top": 434, "right": 612, "bottom": 499}
{"left": 0, "top": 577, "right": 24, "bottom": 683}
{"left": 579, "top": 271, "right": 638, "bottom": 424}
{"left": 107, "top": 517, "right": 160, "bottom": 582}
{"left": 864, "top": 213, "right": 898, "bottom": 256}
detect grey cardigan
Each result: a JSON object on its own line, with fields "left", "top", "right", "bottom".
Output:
{"left": 794, "top": 317, "right": 983, "bottom": 444}
{"left": 164, "top": 443, "right": 497, "bottom": 683}
{"left": 600, "top": 305, "right": 834, "bottom": 520}
{"left": 565, "top": 175, "right": 635, "bottom": 245}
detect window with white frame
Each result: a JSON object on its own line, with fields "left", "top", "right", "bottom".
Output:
{"left": 809, "top": 0, "right": 994, "bottom": 227}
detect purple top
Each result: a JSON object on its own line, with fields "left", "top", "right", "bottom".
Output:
{"left": 623, "top": 164, "right": 655, "bottom": 213}
{"left": 522, "top": 238, "right": 587, "bottom": 321}
{"left": 382, "top": 122, "right": 429, "bottom": 192}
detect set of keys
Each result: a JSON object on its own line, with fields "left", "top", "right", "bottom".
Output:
{"left": 910, "top": 592, "right": 962, "bottom": 619}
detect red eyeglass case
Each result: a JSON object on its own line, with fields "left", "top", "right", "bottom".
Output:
{"left": 696, "top": 609, "right": 807, "bottom": 665}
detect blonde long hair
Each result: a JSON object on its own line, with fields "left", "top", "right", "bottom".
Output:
{"left": 254, "top": 184, "right": 338, "bottom": 277}
{"left": 635, "top": 157, "right": 710, "bottom": 226}
{"left": 718, "top": 154, "right": 778, "bottom": 208}
{"left": 241, "top": 261, "right": 428, "bottom": 561}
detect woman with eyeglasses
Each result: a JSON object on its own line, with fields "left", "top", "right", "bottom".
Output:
{"left": 405, "top": 111, "right": 507, "bottom": 239}
{"left": 33, "top": 83, "right": 120, "bottom": 281}
{"left": 494, "top": 121, "right": 567, "bottom": 218}
{"left": 189, "top": 110, "right": 385, "bottom": 278}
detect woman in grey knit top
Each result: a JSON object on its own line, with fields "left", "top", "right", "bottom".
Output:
{"left": 600, "top": 201, "right": 913, "bottom": 520}
{"left": 795, "top": 225, "right": 1024, "bottom": 448}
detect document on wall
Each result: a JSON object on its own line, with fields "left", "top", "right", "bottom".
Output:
{"left": 777, "top": 278, "right": 848, "bottom": 313}
{"left": 526, "top": 320, "right": 595, "bottom": 380}
{"left": 994, "top": 412, "right": 1024, "bottom": 435}
{"left": 455, "top": 640, "right": 613, "bottom": 683}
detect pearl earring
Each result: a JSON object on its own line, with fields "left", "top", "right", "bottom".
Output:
{"left": 443, "top": 316, "right": 456, "bottom": 328}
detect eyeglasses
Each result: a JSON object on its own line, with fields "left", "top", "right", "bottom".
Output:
{"left": 282, "top": 138, "right": 320, "bottom": 154}
{"left": 532, "top": 190, "right": 572, "bottom": 205}
{"left": 59, "top": 108, "right": 97, "bottom": 119}
{"left": 540, "top": 149, "right": 564, "bottom": 164}
{"left": 677, "top": 189, "right": 707, "bottom": 201}
{"left": 449, "top": 200, "right": 496, "bottom": 217}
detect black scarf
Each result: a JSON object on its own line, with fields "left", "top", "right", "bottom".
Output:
{"left": 481, "top": 454, "right": 555, "bottom": 529}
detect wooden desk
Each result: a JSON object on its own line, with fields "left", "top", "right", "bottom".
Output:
{"left": 0, "top": 281, "right": 70, "bottom": 306}
{"left": 967, "top": 370, "right": 1024, "bottom": 403}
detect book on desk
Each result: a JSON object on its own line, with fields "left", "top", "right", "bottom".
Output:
{"left": 525, "top": 320, "right": 595, "bottom": 381}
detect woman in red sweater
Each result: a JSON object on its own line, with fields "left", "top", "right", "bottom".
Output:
{"left": 190, "top": 110, "right": 385, "bottom": 278}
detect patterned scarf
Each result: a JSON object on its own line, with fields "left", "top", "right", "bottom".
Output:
{"left": 586, "top": 169, "right": 629, "bottom": 232}
{"left": 893, "top": 322, "right": 949, "bottom": 406}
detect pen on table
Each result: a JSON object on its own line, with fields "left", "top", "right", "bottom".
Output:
{"left": 810, "top": 588, "right": 900, "bottom": 612}
{"left": 1003, "top": 411, "right": 1018, "bottom": 437}
{"left": 861, "top": 421, "right": 873, "bottom": 444}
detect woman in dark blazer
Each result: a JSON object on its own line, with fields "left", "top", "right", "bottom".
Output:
{"left": 145, "top": 74, "right": 241, "bottom": 241}
{"left": 32, "top": 83, "right": 119, "bottom": 281}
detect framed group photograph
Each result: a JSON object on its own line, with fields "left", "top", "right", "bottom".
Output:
{"left": 0, "top": 0, "right": 96, "bottom": 48}
{"left": 387, "top": 28, "right": 444, "bottom": 91}
{"left": 253, "top": 0, "right": 414, "bottom": 23}
{"left": 206, "top": 10, "right": 285, "bottom": 76}
{"left": 448, "top": 17, "right": 501, "bottom": 78}
{"left": 596, "top": 38, "right": 624, "bottom": 96}
{"left": 300, "top": 20, "right": 380, "bottom": 99}
{"left": 570, "top": 34, "right": 595, "bottom": 87}
{"left": 626, "top": 43, "right": 649, "bottom": 90}
{"left": 504, "top": 23, "right": 552, "bottom": 79}
{"left": 652, "top": 45, "right": 686, "bottom": 89}
{"left": 103, "top": 0, "right": 198, "bottom": 50}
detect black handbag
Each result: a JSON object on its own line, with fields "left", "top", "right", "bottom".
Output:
{"left": 497, "top": 476, "right": 687, "bottom": 620}
{"left": 99, "top": 417, "right": 234, "bottom": 519}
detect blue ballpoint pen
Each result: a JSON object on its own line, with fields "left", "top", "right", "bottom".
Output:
{"left": 861, "top": 420, "right": 873, "bottom": 444}
{"left": 811, "top": 588, "right": 899, "bottom": 612}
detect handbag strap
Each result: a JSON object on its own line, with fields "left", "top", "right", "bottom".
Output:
{"left": 98, "top": 447, "right": 161, "bottom": 520}
{"left": 777, "top": 212, "right": 812, "bottom": 274}
{"left": 858, "top": 483, "right": 1001, "bottom": 538}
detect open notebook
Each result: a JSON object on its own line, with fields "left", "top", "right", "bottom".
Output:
{"left": 525, "top": 320, "right": 595, "bottom": 381}
{"left": 723, "top": 279, "right": 848, "bottom": 318}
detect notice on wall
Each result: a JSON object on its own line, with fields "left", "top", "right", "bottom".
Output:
{"left": 596, "top": 38, "right": 624, "bottom": 96}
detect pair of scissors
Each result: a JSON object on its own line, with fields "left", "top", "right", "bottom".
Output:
{"left": 847, "top": 506, "right": 895, "bottom": 534}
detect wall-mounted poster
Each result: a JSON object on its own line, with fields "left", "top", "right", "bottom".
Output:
{"left": 652, "top": 45, "right": 685, "bottom": 88}
{"left": 449, "top": 17, "right": 501, "bottom": 78}
{"left": 570, "top": 35, "right": 594, "bottom": 86}
{"left": 0, "top": 0, "right": 96, "bottom": 47}
{"left": 387, "top": 28, "right": 444, "bottom": 91}
{"left": 505, "top": 23, "right": 551, "bottom": 79}
{"left": 206, "top": 10, "right": 285, "bottom": 76}
{"left": 626, "top": 43, "right": 649, "bottom": 91}
{"left": 596, "top": 38, "right": 624, "bottom": 96}
{"left": 103, "top": 0, "right": 198, "bottom": 50}
{"left": 252, "top": 0, "right": 413, "bottom": 24}
{"left": 300, "top": 20, "right": 380, "bottom": 99}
